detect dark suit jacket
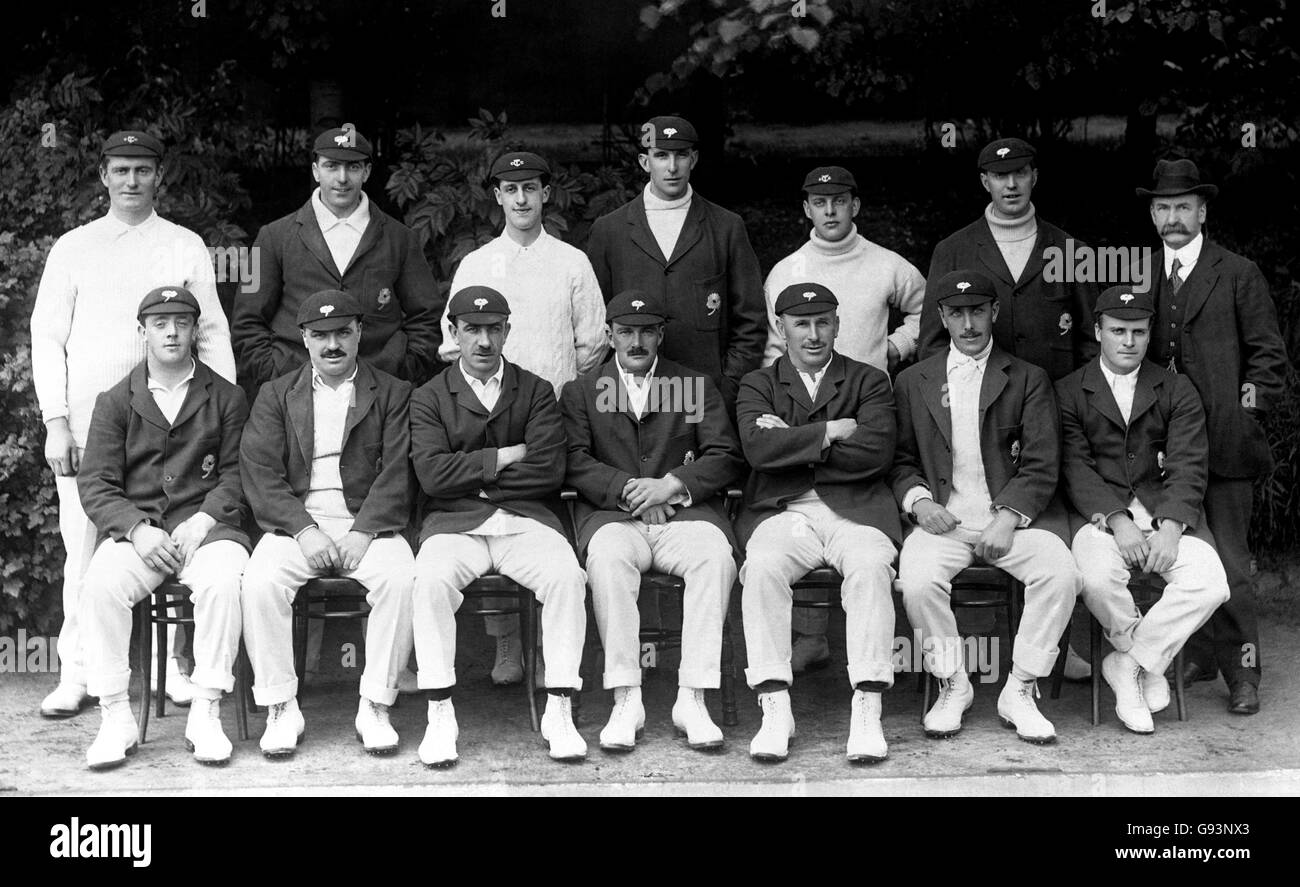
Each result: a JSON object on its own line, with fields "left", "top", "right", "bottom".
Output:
{"left": 1055, "top": 358, "right": 1212, "bottom": 542}
{"left": 1148, "top": 238, "right": 1289, "bottom": 478}
{"left": 734, "top": 352, "right": 901, "bottom": 548}
{"left": 890, "top": 347, "right": 1067, "bottom": 541}
{"left": 920, "top": 215, "right": 1099, "bottom": 380}
{"left": 584, "top": 191, "right": 765, "bottom": 405}
{"left": 79, "top": 359, "right": 250, "bottom": 550}
{"left": 410, "top": 358, "right": 567, "bottom": 542}
{"left": 560, "top": 355, "right": 743, "bottom": 555}
{"left": 232, "top": 198, "right": 442, "bottom": 389}
{"left": 240, "top": 360, "right": 412, "bottom": 538}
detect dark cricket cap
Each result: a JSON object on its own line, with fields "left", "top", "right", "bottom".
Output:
{"left": 642, "top": 115, "right": 699, "bottom": 151}
{"left": 978, "top": 137, "right": 1036, "bottom": 173}
{"left": 313, "top": 127, "right": 373, "bottom": 162}
{"left": 297, "top": 289, "right": 364, "bottom": 330}
{"left": 606, "top": 290, "right": 667, "bottom": 326}
{"left": 138, "top": 286, "right": 200, "bottom": 320}
{"left": 1094, "top": 285, "right": 1154, "bottom": 320}
{"left": 102, "top": 131, "right": 164, "bottom": 161}
{"left": 933, "top": 270, "right": 998, "bottom": 307}
{"left": 802, "top": 166, "right": 857, "bottom": 195}
{"left": 490, "top": 151, "right": 551, "bottom": 184}
{"left": 775, "top": 282, "right": 839, "bottom": 316}
{"left": 448, "top": 286, "right": 511, "bottom": 324}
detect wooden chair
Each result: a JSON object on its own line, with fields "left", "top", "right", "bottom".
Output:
{"left": 457, "top": 574, "right": 542, "bottom": 732}
{"left": 1089, "top": 571, "right": 1187, "bottom": 725}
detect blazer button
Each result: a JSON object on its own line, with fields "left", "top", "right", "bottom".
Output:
{"left": 164, "top": 474, "right": 174, "bottom": 483}
{"left": 641, "top": 455, "right": 649, "bottom": 462}
{"left": 1127, "top": 453, "right": 1135, "bottom": 460}
{"left": 938, "top": 479, "right": 948, "bottom": 486}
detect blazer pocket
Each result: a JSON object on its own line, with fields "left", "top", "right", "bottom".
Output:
{"left": 360, "top": 442, "right": 383, "bottom": 475}
{"left": 665, "top": 431, "right": 697, "bottom": 469}
{"left": 1150, "top": 438, "right": 1168, "bottom": 480}
{"left": 996, "top": 424, "right": 1024, "bottom": 467}
{"left": 692, "top": 273, "right": 726, "bottom": 331}
{"left": 363, "top": 267, "right": 399, "bottom": 319}
{"left": 192, "top": 435, "right": 223, "bottom": 485}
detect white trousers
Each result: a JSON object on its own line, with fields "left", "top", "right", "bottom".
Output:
{"left": 741, "top": 504, "right": 897, "bottom": 689}
{"left": 413, "top": 527, "right": 587, "bottom": 690}
{"left": 897, "top": 526, "right": 1080, "bottom": 679}
{"left": 240, "top": 532, "right": 414, "bottom": 707}
{"left": 1073, "top": 524, "right": 1229, "bottom": 674}
{"left": 53, "top": 476, "right": 99, "bottom": 685}
{"left": 585, "top": 520, "right": 736, "bottom": 690}
{"left": 80, "top": 539, "right": 247, "bottom": 699}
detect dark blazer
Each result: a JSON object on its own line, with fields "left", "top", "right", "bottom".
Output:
{"left": 232, "top": 198, "right": 442, "bottom": 389}
{"left": 79, "top": 359, "right": 249, "bottom": 550}
{"left": 890, "top": 347, "right": 1067, "bottom": 541}
{"left": 920, "top": 215, "right": 1099, "bottom": 380}
{"left": 240, "top": 360, "right": 412, "bottom": 538}
{"left": 734, "top": 352, "right": 901, "bottom": 548}
{"left": 1055, "top": 358, "right": 1212, "bottom": 542}
{"left": 584, "top": 191, "right": 765, "bottom": 405}
{"left": 1148, "top": 238, "right": 1289, "bottom": 478}
{"left": 410, "top": 358, "right": 567, "bottom": 542}
{"left": 560, "top": 355, "right": 743, "bottom": 555}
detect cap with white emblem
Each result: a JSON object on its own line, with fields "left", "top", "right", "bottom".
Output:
{"left": 138, "top": 285, "right": 200, "bottom": 320}
{"left": 1094, "top": 285, "right": 1154, "bottom": 320}
{"left": 489, "top": 151, "right": 552, "bottom": 185}
{"left": 800, "top": 165, "right": 857, "bottom": 196}
{"left": 297, "top": 289, "right": 364, "bottom": 330}
{"left": 606, "top": 289, "right": 667, "bottom": 326}
{"left": 448, "top": 285, "right": 511, "bottom": 324}
{"left": 774, "top": 282, "right": 839, "bottom": 316}
{"left": 934, "top": 269, "right": 998, "bottom": 307}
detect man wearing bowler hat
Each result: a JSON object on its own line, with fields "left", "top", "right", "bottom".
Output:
{"left": 31, "top": 129, "right": 236, "bottom": 719}
{"left": 1137, "top": 158, "right": 1288, "bottom": 714}
{"left": 233, "top": 126, "right": 441, "bottom": 392}
{"left": 736, "top": 283, "right": 900, "bottom": 764}
{"left": 239, "top": 289, "right": 416, "bottom": 758}
{"left": 77, "top": 286, "right": 250, "bottom": 769}
{"left": 892, "top": 270, "right": 1080, "bottom": 744}
{"left": 561, "top": 289, "right": 744, "bottom": 753}
{"left": 1057, "top": 285, "right": 1229, "bottom": 732}
{"left": 585, "top": 115, "right": 765, "bottom": 409}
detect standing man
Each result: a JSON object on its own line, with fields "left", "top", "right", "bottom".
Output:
{"left": 763, "top": 164, "right": 926, "bottom": 672}
{"left": 438, "top": 151, "right": 608, "bottom": 683}
{"left": 410, "top": 286, "right": 588, "bottom": 767}
{"left": 77, "top": 287, "right": 249, "bottom": 769}
{"left": 31, "top": 130, "right": 236, "bottom": 718}
{"left": 892, "top": 271, "right": 1079, "bottom": 744}
{"left": 1057, "top": 286, "right": 1229, "bottom": 732}
{"left": 561, "top": 290, "right": 744, "bottom": 753}
{"left": 1139, "top": 159, "right": 1288, "bottom": 714}
{"left": 239, "top": 290, "right": 415, "bottom": 758}
{"left": 736, "top": 283, "right": 900, "bottom": 764}
{"left": 233, "top": 126, "right": 441, "bottom": 390}
{"left": 585, "top": 115, "right": 765, "bottom": 409}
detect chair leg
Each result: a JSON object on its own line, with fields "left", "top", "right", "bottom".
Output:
{"left": 920, "top": 672, "right": 932, "bottom": 725}
{"left": 522, "top": 594, "right": 541, "bottom": 732}
{"left": 293, "top": 597, "right": 308, "bottom": 691}
{"left": 1173, "top": 650, "right": 1187, "bottom": 721}
{"left": 136, "top": 601, "right": 151, "bottom": 746}
{"left": 721, "top": 619, "right": 738, "bottom": 727}
{"left": 155, "top": 600, "right": 168, "bottom": 720}
{"left": 1049, "top": 623, "right": 1070, "bottom": 700}
{"left": 235, "top": 641, "right": 251, "bottom": 742}
{"left": 1090, "top": 614, "right": 1102, "bottom": 726}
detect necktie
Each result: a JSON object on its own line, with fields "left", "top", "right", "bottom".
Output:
{"left": 1169, "top": 257, "right": 1183, "bottom": 295}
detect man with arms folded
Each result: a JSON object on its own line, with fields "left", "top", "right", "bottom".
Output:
{"left": 736, "top": 283, "right": 900, "bottom": 764}
{"left": 561, "top": 290, "right": 743, "bottom": 753}
{"left": 1057, "top": 286, "right": 1229, "bottom": 734}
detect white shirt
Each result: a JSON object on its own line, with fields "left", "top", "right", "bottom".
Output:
{"left": 1162, "top": 231, "right": 1204, "bottom": 282}
{"left": 643, "top": 183, "right": 693, "bottom": 261}
{"left": 311, "top": 188, "right": 371, "bottom": 274}
{"left": 440, "top": 230, "right": 607, "bottom": 395}
{"left": 30, "top": 210, "right": 235, "bottom": 446}
{"left": 459, "top": 358, "right": 505, "bottom": 413}
{"left": 797, "top": 364, "right": 829, "bottom": 400}
{"left": 146, "top": 360, "right": 196, "bottom": 424}
{"left": 616, "top": 357, "right": 658, "bottom": 418}
{"left": 303, "top": 366, "right": 357, "bottom": 531}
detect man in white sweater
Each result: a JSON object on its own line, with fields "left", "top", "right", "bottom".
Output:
{"left": 437, "top": 151, "right": 607, "bottom": 684}
{"left": 762, "top": 165, "right": 926, "bottom": 672}
{"left": 30, "top": 130, "right": 236, "bottom": 718}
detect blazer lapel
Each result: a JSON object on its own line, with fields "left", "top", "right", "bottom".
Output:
{"left": 342, "top": 362, "right": 378, "bottom": 448}
{"left": 169, "top": 361, "right": 212, "bottom": 431}
{"left": 1128, "top": 361, "right": 1161, "bottom": 426}
{"left": 776, "top": 357, "right": 815, "bottom": 413}
{"left": 128, "top": 363, "right": 171, "bottom": 431}
{"left": 1178, "top": 241, "right": 1221, "bottom": 325}
{"left": 344, "top": 205, "right": 384, "bottom": 274}
{"left": 665, "top": 199, "right": 704, "bottom": 268}
{"left": 1013, "top": 228, "right": 1048, "bottom": 291}
{"left": 487, "top": 361, "right": 520, "bottom": 423}
{"left": 294, "top": 200, "right": 342, "bottom": 280}
{"left": 975, "top": 221, "right": 1015, "bottom": 286}
{"left": 809, "top": 353, "right": 845, "bottom": 415}
{"left": 1081, "top": 360, "right": 1127, "bottom": 431}
{"left": 916, "top": 356, "right": 953, "bottom": 448}
{"left": 979, "top": 350, "right": 1011, "bottom": 417}
{"left": 445, "top": 362, "right": 490, "bottom": 418}
{"left": 626, "top": 195, "right": 669, "bottom": 266}
{"left": 602, "top": 361, "right": 642, "bottom": 425}
{"left": 287, "top": 365, "right": 316, "bottom": 468}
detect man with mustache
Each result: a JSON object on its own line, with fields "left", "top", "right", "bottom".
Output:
{"left": 1138, "top": 159, "right": 1288, "bottom": 714}
{"left": 239, "top": 290, "right": 415, "bottom": 758}
{"left": 31, "top": 130, "right": 236, "bottom": 719}
{"left": 437, "top": 151, "right": 607, "bottom": 686}
{"left": 1056, "top": 286, "right": 1229, "bottom": 733}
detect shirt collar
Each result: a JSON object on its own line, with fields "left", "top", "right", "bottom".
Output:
{"left": 1099, "top": 359, "right": 1138, "bottom": 390}
{"left": 946, "top": 339, "right": 994, "bottom": 373}
{"left": 1163, "top": 231, "right": 1204, "bottom": 272}
{"left": 146, "top": 359, "right": 196, "bottom": 392}
{"left": 458, "top": 357, "right": 505, "bottom": 389}
{"left": 312, "top": 187, "right": 371, "bottom": 231}
{"left": 312, "top": 364, "right": 359, "bottom": 391}
{"left": 103, "top": 209, "right": 160, "bottom": 237}
{"left": 643, "top": 183, "right": 694, "bottom": 211}
{"left": 616, "top": 356, "right": 659, "bottom": 389}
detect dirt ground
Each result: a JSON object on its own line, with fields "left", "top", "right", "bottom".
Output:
{"left": 4, "top": 585, "right": 1299, "bottom": 797}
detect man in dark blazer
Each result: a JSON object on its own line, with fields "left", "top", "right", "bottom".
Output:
{"left": 892, "top": 271, "right": 1079, "bottom": 745}
{"left": 232, "top": 127, "right": 441, "bottom": 392}
{"left": 735, "top": 283, "right": 900, "bottom": 765}
{"left": 240, "top": 290, "right": 415, "bottom": 759}
{"left": 409, "top": 286, "right": 588, "bottom": 767}
{"left": 561, "top": 290, "right": 743, "bottom": 754}
{"left": 919, "top": 138, "right": 1099, "bottom": 382}
{"left": 77, "top": 286, "right": 249, "bottom": 770}
{"left": 1138, "top": 159, "right": 1289, "bottom": 713}
{"left": 1057, "top": 286, "right": 1229, "bottom": 733}
{"left": 584, "top": 115, "right": 765, "bottom": 408}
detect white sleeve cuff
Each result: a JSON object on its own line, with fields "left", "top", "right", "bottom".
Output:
{"left": 902, "top": 486, "right": 933, "bottom": 515}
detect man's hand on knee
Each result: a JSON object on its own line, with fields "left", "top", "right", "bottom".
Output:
{"left": 132, "top": 523, "right": 182, "bottom": 575}
{"left": 337, "top": 530, "right": 375, "bottom": 572}
{"left": 298, "top": 527, "right": 342, "bottom": 573}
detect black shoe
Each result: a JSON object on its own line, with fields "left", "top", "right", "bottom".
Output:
{"left": 1180, "top": 660, "right": 1216, "bottom": 686}
{"left": 1227, "top": 683, "right": 1260, "bottom": 715}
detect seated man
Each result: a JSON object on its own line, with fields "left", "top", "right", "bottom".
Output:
{"left": 240, "top": 290, "right": 415, "bottom": 758}
{"left": 892, "top": 270, "right": 1080, "bottom": 744}
{"left": 77, "top": 286, "right": 249, "bottom": 769}
{"left": 1057, "top": 286, "right": 1229, "bottom": 733}
{"left": 736, "top": 282, "right": 900, "bottom": 764}
{"left": 561, "top": 290, "right": 744, "bottom": 753}
{"left": 410, "top": 286, "right": 588, "bottom": 766}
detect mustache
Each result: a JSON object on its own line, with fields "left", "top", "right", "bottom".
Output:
{"left": 321, "top": 350, "right": 346, "bottom": 358}
{"left": 1162, "top": 224, "right": 1188, "bottom": 233}
{"left": 626, "top": 348, "right": 648, "bottom": 356}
